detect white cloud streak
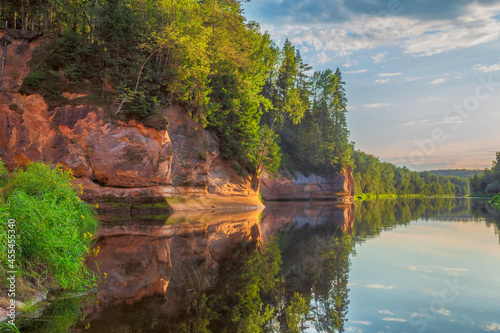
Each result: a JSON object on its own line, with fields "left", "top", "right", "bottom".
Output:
{"left": 362, "top": 103, "right": 390, "bottom": 108}
{"left": 346, "top": 69, "right": 368, "bottom": 74}
{"left": 382, "top": 317, "right": 407, "bottom": 322}
{"left": 430, "top": 78, "right": 446, "bottom": 84}
{"left": 378, "top": 72, "right": 403, "bottom": 77}
{"left": 365, "top": 284, "right": 394, "bottom": 290}
{"left": 472, "top": 64, "right": 500, "bottom": 72}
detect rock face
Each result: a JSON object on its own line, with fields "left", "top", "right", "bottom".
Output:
{"left": 0, "top": 31, "right": 43, "bottom": 93}
{"left": 0, "top": 93, "right": 262, "bottom": 210}
{"left": 260, "top": 167, "right": 355, "bottom": 201}
{"left": 0, "top": 32, "right": 262, "bottom": 210}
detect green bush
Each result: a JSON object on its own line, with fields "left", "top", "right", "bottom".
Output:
{"left": 0, "top": 162, "right": 99, "bottom": 298}
{"left": 491, "top": 193, "right": 500, "bottom": 208}
{"left": 0, "top": 161, "right": 7, "bottom": 186}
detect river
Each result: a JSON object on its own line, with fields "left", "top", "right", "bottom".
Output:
{"left": 17, "top": 198, "right": 500, "bottom": 333}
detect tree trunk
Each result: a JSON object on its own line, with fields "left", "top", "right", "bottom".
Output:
{"left": 31, "top": 9, "right": 35, "bottom": 31}
{"left": 13, "top": 12, "right": 16, "bottom": 29}
{"left": 80, "top": 4, "right": 95, "bottom": 43}
{"left": 44, "top": 7, "right": 50, "bottom": 32}
{"left": 0, "top": 41, "right": 9, "bottom": 91}
{"left": 54, "top": 2, "right": 63, "bottom": 34}
{"left": 21, "top": 0, "right": 26, "bottom": 31}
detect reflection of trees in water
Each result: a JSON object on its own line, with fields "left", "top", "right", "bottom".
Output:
{"left": 278, "top": 221, "right": 353, "bottom": 332}
{"left": 354, "top": 198, "right": 471, "bottom": 242}
{"left": 471, "top": 200, "right": 500, "bottom": 244}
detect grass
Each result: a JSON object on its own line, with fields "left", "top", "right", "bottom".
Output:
{"left": 0, "top": 162, "right": 99, "bottom": 306}
{"left": 354, "top": 193, "right": 425, "bottom": 201}
{"left": 490, "top": 193, "right": 500, "bottom": 209}
{"left": 0, "top": 322, "right": 20, "bottom": 333}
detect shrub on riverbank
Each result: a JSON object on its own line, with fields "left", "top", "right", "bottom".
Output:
{"left": 491, "top": 194, "right": 500, "bottom": 209}
{"left": 0, "top": 162, "right": 98, "bottom": 304}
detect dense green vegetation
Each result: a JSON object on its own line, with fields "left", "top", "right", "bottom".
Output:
{"left": 429, "top": 169, "right": 482, "bottom": 179}
{"left": 352, "top": 150, "right": 470, "bottom": 197}
{"left": 5, "top": 0, "right": 351, "bottom": 177}
{"left": 470, "top": 152, "right": 500, "bottom": 196}
{"left": 491, "top": 193, "right": 500, "bottom": 208}
{"left": 0, "top": 162, "right": 98, "bottom": 304}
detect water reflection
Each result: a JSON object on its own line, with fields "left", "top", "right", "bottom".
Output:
{"left": 17, "top": 198, "right": 500, "bottom": 332}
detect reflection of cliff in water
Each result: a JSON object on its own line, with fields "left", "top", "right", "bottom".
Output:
{"left": 84, "top": 210, "right": 262, "bottom": 322}
{"left": 260, "top": 201, "right": 355, "bottom": 240}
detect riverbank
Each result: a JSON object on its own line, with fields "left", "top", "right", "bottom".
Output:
{"left": 491, "top": 193, "right": 500, "bottom": 208}
{"left": 0, "top": 162, "right": 98, "bottom": 324}
{"left": 354, "top": 193, "right": 428, "bottom": 201}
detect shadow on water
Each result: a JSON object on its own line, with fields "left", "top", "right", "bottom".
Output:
{"left": 16, "top": 197, "right": 499, "bottom": 332}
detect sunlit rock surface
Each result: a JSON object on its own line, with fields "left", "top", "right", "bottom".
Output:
{"left": 260, "top": 167, "right": 355, "bottom": 202}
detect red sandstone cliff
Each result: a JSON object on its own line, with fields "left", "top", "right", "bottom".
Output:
{"left": 260, "top": 166, "right": 355, "bottom": 201}
{"left": 0, "top": 31, "right": 262, "bottom": 211}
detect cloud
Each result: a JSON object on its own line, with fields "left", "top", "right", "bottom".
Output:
{"left": 316, "top": 52, "right": 332, "bottom": 64}
{"left": 382, "top": 317, "right": 407, "bottom": 322}
{"left": 378, "top": 72, "right": 403, "bottom": 77}
{"left": 378, "top": 310, "right": 394, "bottom": 316}
{"left": 365, "top": 284, "right": 394, "bottom": 290}
{"left": 343, "top": 59, "right": 360, "bottom": 68}
{"left": 402, "top": 265, "right": 434, "bottom": 273}
{"left": 436, "top": 308, "right": 451, "bottom": 316}
{"left": 345, "top": 327, "right": 364, "bottom": 333}
{"left": 247, "top": 2, "right": 500, "bottom": 58}
{"left": 375, "top": 79, "right": 390, "bottom": 84}
{"left": 398, "top": 119, "right": 468, "bottom": 127}
{"left": 440, "top": 267, "right": 470, "bottom": 272}
{"left": 362, "top": 103, "right": 390, "bottom": 108}
{"left": 350, "top": 321, "right": 372, "bottom": 326}
{"left": 405, "top": 265, "right": 418, "bottom": 271}
{"left": 439, "top": 267, "right": 471, "bottom": 276}
{"left": 406, "top": 77, "right": 419, "bottom": 81}
{"left": 482, "top": 322, "right": 500, "bottom": 332}
{"left": 346, "top": 69, "right": 368, "bottom": 74}
{"left": 472, "top": 64, "right": 500, "bottom": 72}
{"left": 430, "top": 78, "right": 446, "bottom": 84}
{"left": 372, "top": 51, "right": 388, "bottom": 64}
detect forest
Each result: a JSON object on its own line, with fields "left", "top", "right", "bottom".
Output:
{"left": 1, "top": 0, "right": 350, "bottom": 178}
{"left": 352, "top": 150, "right": 470, "bottom": 197}
{"left": 428, "top": 169, "right": 483, "bottom": 179}
{"left": 470, "top": 152, "right": 500, "bottom": 195}
{"left": 1, "top": 0, "right": 473, "bottom": 196}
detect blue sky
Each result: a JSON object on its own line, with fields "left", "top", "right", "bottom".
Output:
{"left": 242, "top": 0, "right": 500, "bottom": 171}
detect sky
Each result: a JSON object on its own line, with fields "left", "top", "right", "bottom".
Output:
{"left": 241, "top": 0, "right": 500, "bottom": 171}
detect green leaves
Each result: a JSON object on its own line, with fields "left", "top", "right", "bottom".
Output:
{"left": 0, "top": 162, "right": 99, "bottom": 295}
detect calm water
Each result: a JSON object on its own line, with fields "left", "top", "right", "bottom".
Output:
{"left": 18, "top": 198, "right": 500, "bottom": 333}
